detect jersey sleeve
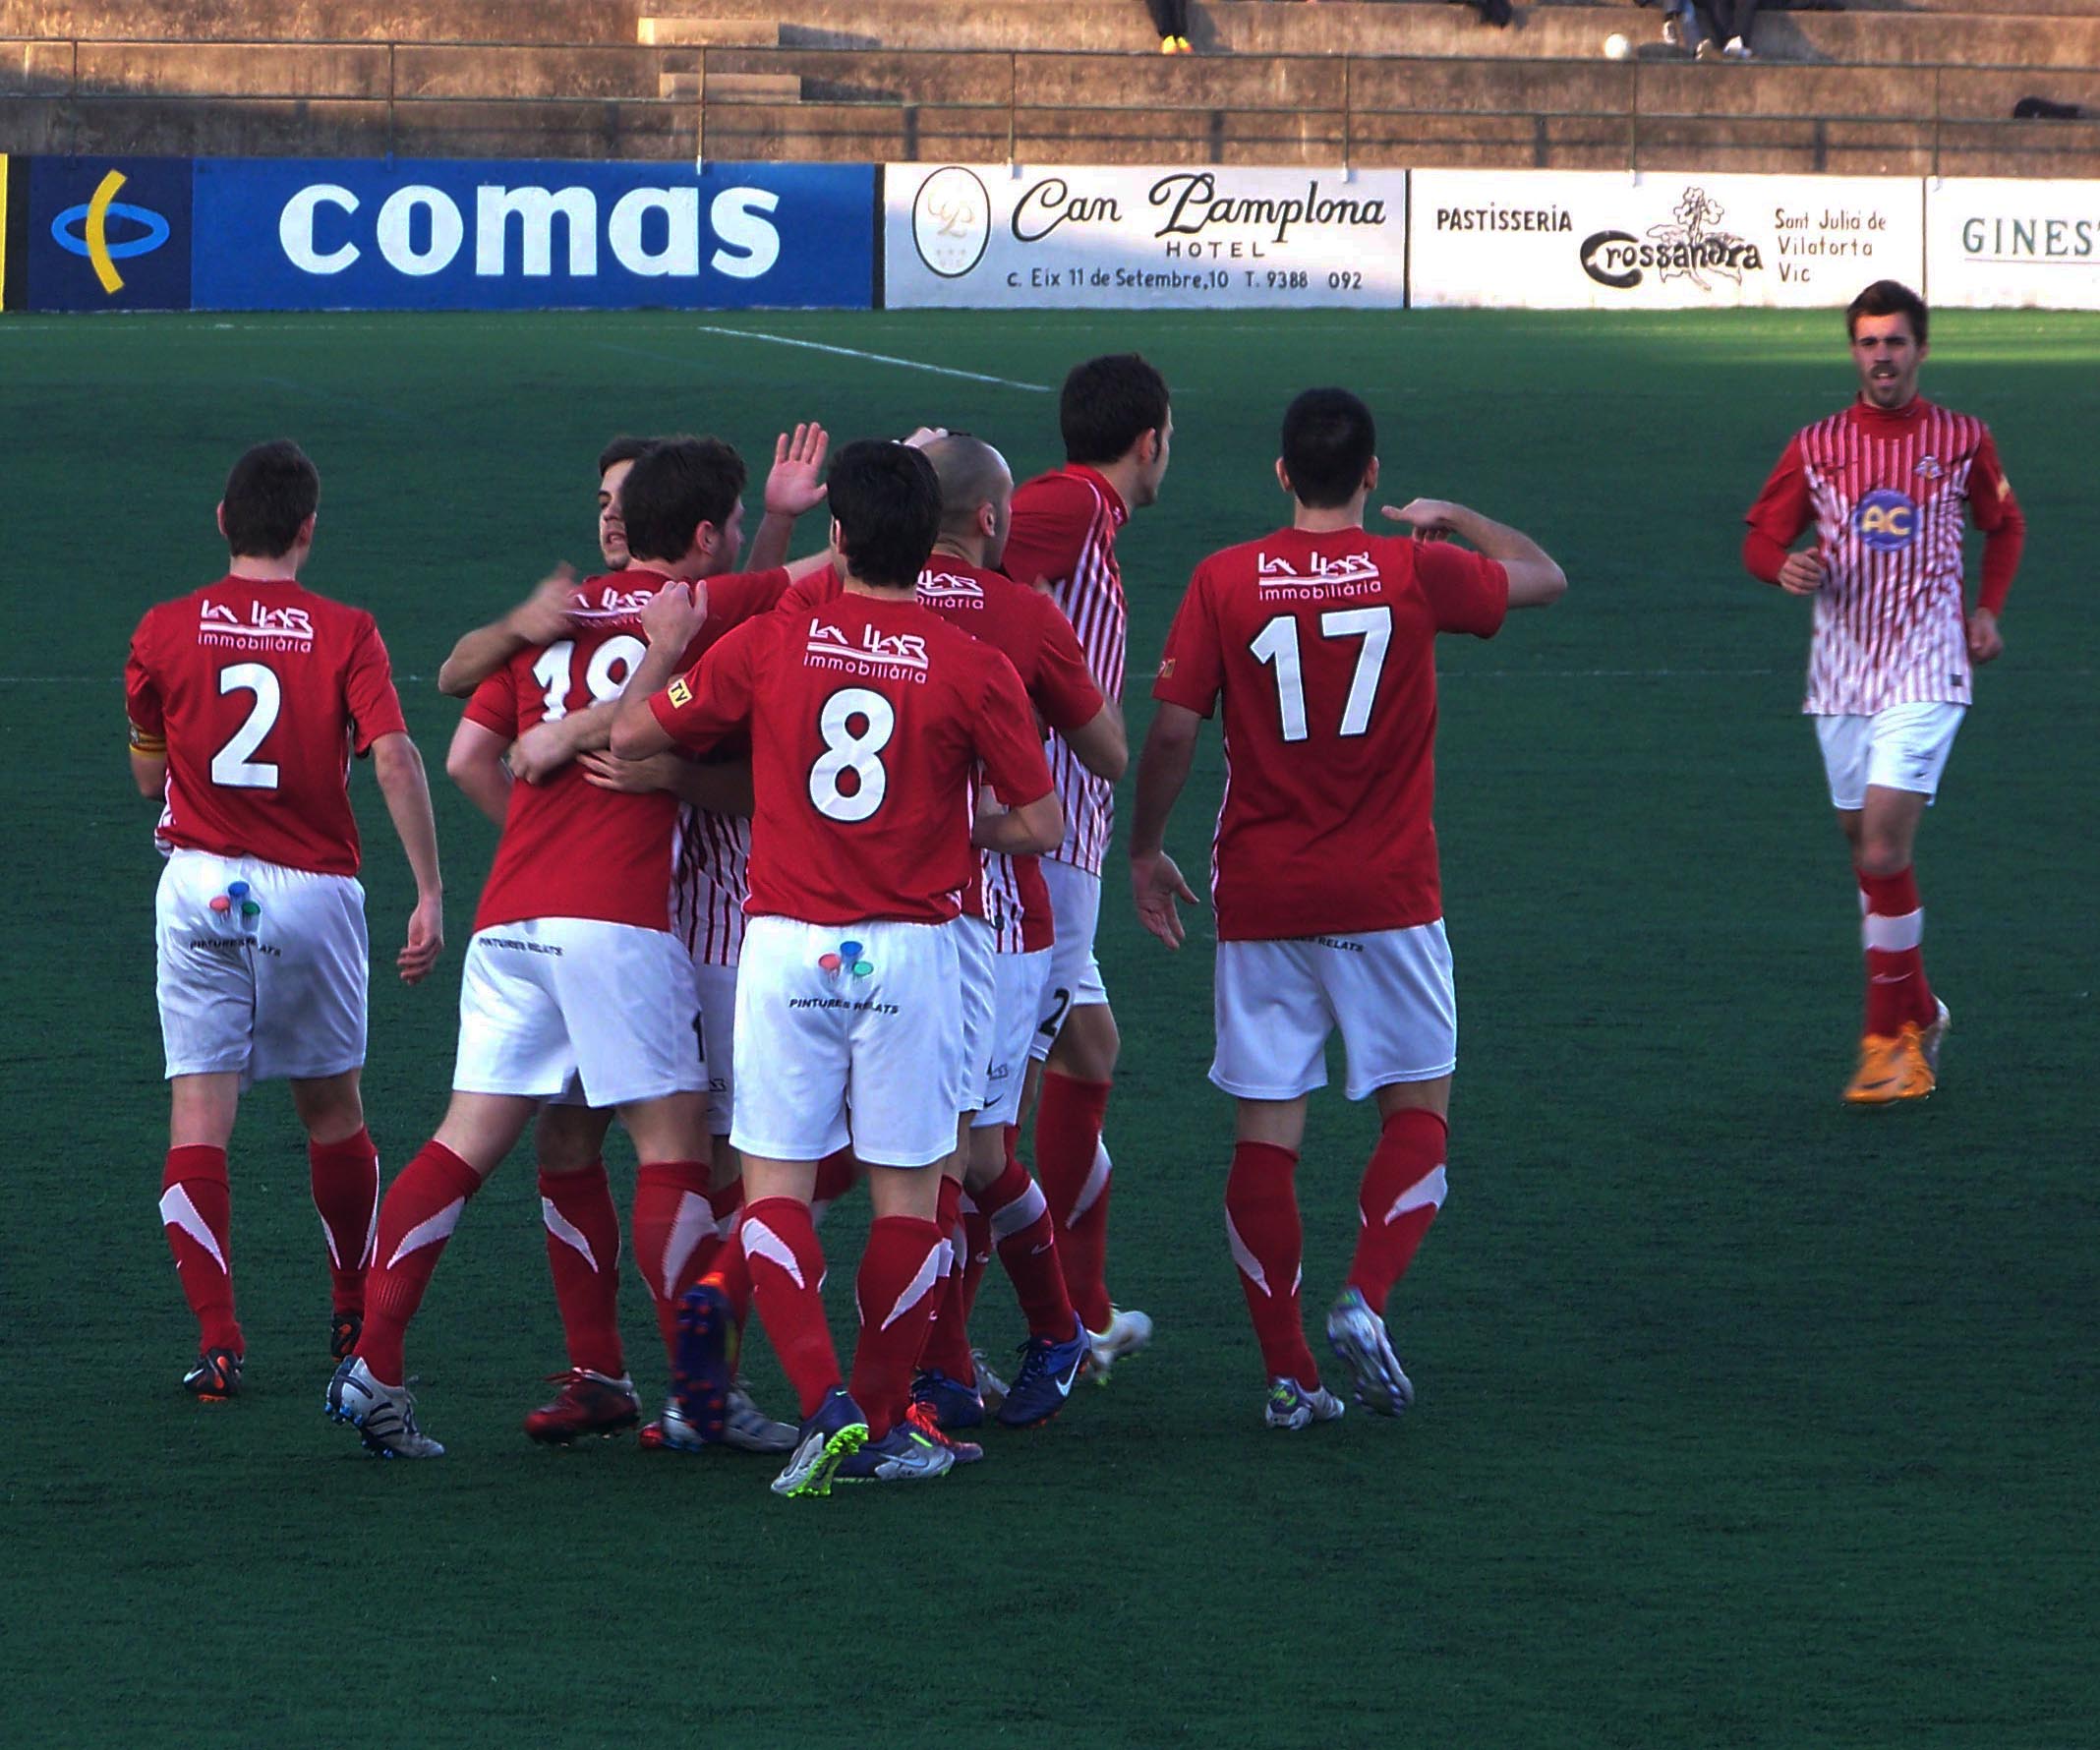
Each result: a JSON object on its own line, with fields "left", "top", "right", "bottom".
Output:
{"left": 1966, "top": 430, "right": 2025, "bottom": 614}
{"left": 776, "top": 570, "right": 833, "bottom": 618}
{"left": 973, "top": 653, "right": 1056, "bottom": 806}
{"left": 124, "top": 612, "right": 166, "bottom": 750}
{"left": 1029, "top": 599, "right": 1108, "bottom": 731}
{"left": 1150, "top": 566, "right": 1226, "bottom": 717}
{"left": 653, "top": 618, "right": 758, "bottom": 754}
{"left": 1416, "top": 542, "right": 1510, "bottom": 639}
{"left": 343, "top": 613, "right": 410, "bottom": 753}
{"left": 708, "top": 567, "right": 793, "bottom": 627}
{"left": 1001, "top": 478, "right": 1086, "bottom": 589}
{"left": 1745, "top": 436, "right": 1812, "bottom": 548}
{"left": 462, "top": 664, "right": 518, "bottom": 741}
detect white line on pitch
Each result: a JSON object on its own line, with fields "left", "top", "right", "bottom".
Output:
{"left": 597, "top": 331, "right": 1052, "bottom": 393}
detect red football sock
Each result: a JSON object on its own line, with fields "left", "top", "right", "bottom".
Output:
{"left": 359, "top": 1141, "right": 482, "bottom": 1385}
{"left": 539, "top": 1161, "right": 624, "bottom": 1379}
{"left": 699, "top": 1182, "right": 751, "bottom": 1326}
{"left": 981, "top": 1156, "right": 1078, "bottom": 1341}
{"left": 740, "top": 1196, "right": 839, "bottom": 1420}
{"left": 1034, "top": 1071, "right": 1114, "bottom": 1331}
{"left": 160, "top": 1145, "right": 241, "bottom": 1354}
{"left": 1347, "top": 1110, "right": 1448, "bottom": 1317}
{"left": 308, "top": 1128, "right": 379, "bottom": 1316}
{"left": 1859, "top": 865, "right": 1936, "bottom": 1035}
{"left": 810, "top": 1147, "right": 859, "bottom": 1227}
{"left": 918, "top": 1179, "right": 977, "bottom": 1383}
{"left": 1225, "top": 1141, "right": 1319, "bottom": 1386}
{"left": 848, "top": 1214, "right": 950, "bottom": 1441}
{"left": 631, "top": 1160, "right": 716, "bottom": 1357}
{"left": 959, "top": 1189, "right": 992, "bottom": 1322}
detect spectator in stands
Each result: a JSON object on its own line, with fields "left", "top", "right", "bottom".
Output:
{"left": 1450, "top": 0, "right": 1514, "bottom": 26}
{"left": 1692, "top": 0, "right": 1760, "bottom": 57}
{"left": 1146, "top": 0, "right": 1192, "bottom": 54}
{"left": 1655, "top": 0, "right": 1700, "bottom": 51}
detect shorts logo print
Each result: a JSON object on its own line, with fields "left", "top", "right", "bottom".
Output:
{"left": 818, "top": 939, "right": 874, "bottom": 978}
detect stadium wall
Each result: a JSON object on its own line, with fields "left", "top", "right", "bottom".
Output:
{"left": 4, "top": 154, "right": 2096, "bottom": 312}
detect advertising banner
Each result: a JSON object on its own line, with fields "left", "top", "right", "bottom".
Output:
{"left": 1410, "top": 170, "right": 1923, "bottom": 310}
{"left": 191, "top": 159, "right": 875, "bottom": 311}
{"left": 24, "top": 156, "right": 194, "bottom": 312}
{"left": 1926, "top": 178, "right": 2100, "bottom": 310}
{"left": 884, "top": 163, "right": 1408, "bottom": 309}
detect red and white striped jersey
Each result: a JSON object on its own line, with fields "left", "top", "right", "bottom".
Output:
{"left": 1003, "top": 464, "right": 1129, "bottom": 875}
{"left": 1746, "top": 397, "right": 2020, "bottom": 716}
{"left": 671, "top": 798, "right": 751, "bottom": 967}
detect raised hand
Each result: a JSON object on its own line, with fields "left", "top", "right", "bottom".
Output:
{"left": 1379, "top": 499, "right": 1459, "bottom": 542}
{"left": 765, "top": 423, "right": 830, "bottom": 518}
{"left": 507, "top": 564, "right": 577, "bottom": 643}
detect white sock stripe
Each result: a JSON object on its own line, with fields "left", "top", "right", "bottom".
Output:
{"left": 740, "top": 1215, "right": 805, "bottom": 1290}
{"left": 1225, "top": 1209, "right": 1271, "bottom": 1297}
{"left": 989, "top": 1180, "right": 1049, "bottom": 1243}
{"left": 659, "top": 1191, "right": 717, "bottom": 1300}
{"left": 540, "top": 1197, "right": 601, "bottom": 1274}
{"left": 879, "top": 1242, "right": 948, "bottom": 1330}
{"left": 958, "top": 1191, "right": 980, "bottom": 1215}
{"left": 159, "top": 1185, "right": 228, "bottom": 1274}
{"left": 384, "top": 1197, "right": 465, "bottom": 1270}
{"left": 1863, "top": 907, "right": 1924, "bottom": 953}
{"left": 361, "top": 1200, "right": 379, "bottom": 1270}
{"left": 1381, "top": 1164, "right": 1448, "bottom": 1226}
{"left": 1068, "top": 1138, "right": 1112, "bottom": 1223}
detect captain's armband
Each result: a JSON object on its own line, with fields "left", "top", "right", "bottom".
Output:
{"left": 128, "top": 722, "right": 167, "bottom": 756}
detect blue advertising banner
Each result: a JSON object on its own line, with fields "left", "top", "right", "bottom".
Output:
{"left": 192, "top": 159, "right": 874, "bottom": 311}
{"left": 27, "top": 156, "right": 194, "bottom": 312}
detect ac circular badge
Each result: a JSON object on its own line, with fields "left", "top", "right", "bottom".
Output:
{"left": 912, "top": 167, "right": 991, "bottom": 279}
{"left": 1853, "top": 488, "right": 1917, "bottom": 552}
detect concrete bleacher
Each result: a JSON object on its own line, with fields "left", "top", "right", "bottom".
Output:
{"left": 1, "top": 0, "right": 2095, "bottom": 173}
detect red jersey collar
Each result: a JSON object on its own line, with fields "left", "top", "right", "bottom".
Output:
{"left": 1849, "top": 394, "right": 1933, "bottom": 435}
{"left": 1064, "top": 463, "right": 1128, "bottom": 525}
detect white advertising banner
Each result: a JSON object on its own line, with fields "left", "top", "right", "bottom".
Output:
{"left": 883, "top": 163, "right": 1408, "bottom": 309}
{"left": 1926, "top": 178, "right": 2100, "bottom": 310}
{"left": 1410, "top": 170, "right": 1924, "bottom": 310}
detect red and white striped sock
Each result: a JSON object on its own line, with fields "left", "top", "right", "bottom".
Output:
{"left": 359, "top": 1141, "right": 483, "bottom": 1385}
{"left": 1859, "top": 865, "right": 1936, "bottom": 1036}
{"left": 1346, "top": 1110, "right": 1448, "bottom": 1317}
{"left": 161, "top": 1144, "right": 241, "bottom": 1354}
{"left": 980, "top": 1154, "right": 1078, "bottom": 1341}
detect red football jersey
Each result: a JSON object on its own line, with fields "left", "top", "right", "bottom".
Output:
{"left": 464, "top": 565, "right": 788, "bottom": 934}
{"left": 1002, "top": 465, "right": 1128, "bottom": 877}
{"left": 779, "top": 556, "right": 1105, "bottom": 952}
{"left": 125, "top": 576, "right": 408, "bottom": 877}
{"left": 650, "top": 591, "right": 1054, "bottom": 927}
{"left": 1152, "top": 528, "right": 1507, "bottom": 942}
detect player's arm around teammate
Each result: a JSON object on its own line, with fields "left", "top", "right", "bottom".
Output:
{"left": 1129, "top": 387, "right": 1563, "bottom": 1430}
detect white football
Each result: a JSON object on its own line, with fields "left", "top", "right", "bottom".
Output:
{"left": 1604, "top": 32, "right": 1632, "bottom": 59}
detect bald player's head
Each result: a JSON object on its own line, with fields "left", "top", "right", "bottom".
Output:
{"left": 924, "top": 433, "right": 1015, "bottom": 568}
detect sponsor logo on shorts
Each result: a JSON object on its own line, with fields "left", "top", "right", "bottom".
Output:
{"left": 482, "top": 936, "right": 563, "bottom": 956}
{"left": 819, "top": 939, "right": 874, "bottom": 977}
{"left": 1312, "top": 935, "right": 1367, "bottom": 954}
{"left": 788, "top": 995, "right": 901, "bottom": 1016}
{"left": 1852, "top": 489, "right": 1917, "bottom": 552}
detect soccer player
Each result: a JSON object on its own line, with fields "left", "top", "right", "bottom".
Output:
{"left": 1128, "top": 388, "right": 1566, "bottom": 1428}
{"left": 323, "top": 438, "right": 795, "bottom": 1457}
{"left": 1001, "top": 352, "right": 1173, "bottom": 1376}
{"left": 126, "top": 439, "right": 445, "bottom": 1400}
{"left": 1743, "top": 280, "right": 2025, "bottom": 1104}
{"left": 777, "top": 433, "right": 1126, "bottom": 1435}
{"left": 612, "top": 439, "right": 1062, "bottom": 1495}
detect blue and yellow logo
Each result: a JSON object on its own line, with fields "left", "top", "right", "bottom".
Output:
{"left": 1853, "top": 489, "right": 1917, "bottom": 553}
{"left": 49, "top": 169, "right": 171, "bottom": 294}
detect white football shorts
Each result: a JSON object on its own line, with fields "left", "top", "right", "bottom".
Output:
{"left": 453, "top": 918, "right": 703, "bottom": 1109}
{"left": 1814, "top": 702, "right": 1966, "bottom": 812}
{"left": 1211, "top": 921, "right": 1457, "bottom": 1102}
{"left": 156, "top": 849, "right": 368, "bottom": 1085}
{"left": 956, "top": 913, "right": 997, "bottom": 1120}
{"left": 693, "top": 961, "right": 737, "bottom": 1138}
{"left": 1029, "top": 858, "right": 1107, "bottom": 1061}
{"left": 978, "top": 947, "right": 1051, "bottom": 1131}
{"left": 732, "top": 914, "right": 964, "bottom": 1170}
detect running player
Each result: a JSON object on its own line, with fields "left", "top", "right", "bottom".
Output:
{"left": 1128, "top": 388, "right": 1567, "bottom": 1428}
{"left": 612, "top": 439, "right": 1062, "bottom": 1495}
{"left": 1743, "top": 280, "right": 2025, "bottom": 1103}
{"left": 126, "top": 439, "right": 444, "bottom": 1400}
{"left": 1001, "top": 353, "right": 1172, "bottom": 1376}
{"left": 322, "top": 438, "right": 795, "bottom": 1456}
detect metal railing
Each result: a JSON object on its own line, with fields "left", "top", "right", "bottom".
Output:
{"left": 4, "top": 36, "right": 2096, "bottom": 175}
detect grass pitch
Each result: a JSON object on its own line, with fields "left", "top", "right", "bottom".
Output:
{"left": 1, "top": 306, "right": 2095, "bottom": 1749}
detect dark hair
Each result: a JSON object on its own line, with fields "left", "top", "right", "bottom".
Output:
{"left": 1280, "top": 388, "right": 1376, "bottom": 509}
{"left": 221, "top": 439, "right": 320, "bottom": 559}
{"left": 1846, "top": 280, "right": 1928, "bottom": 346}
{"left": 1059, "top": 353, "right": 1171, "bottom": 465}
{"left": 597, "top": 435, "right": 653, "bottom": 478}
{"left": 619, "top": 437, "right": 746, "bottom": 564}
{"left": 827, "top": 440, "right": 942, "bottom": 589}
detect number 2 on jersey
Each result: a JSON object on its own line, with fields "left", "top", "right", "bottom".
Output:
{"left": 808, "top": 686, "right": 896, "bottom": 823}
{"left": 210, "top": 662, "right": 282, "bottom": 789}
{"left": 1250, "top": 607, "right": 1392, "bottom": 741}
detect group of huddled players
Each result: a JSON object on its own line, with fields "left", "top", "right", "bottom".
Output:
{"left": 129, "top": 283, "right": 2012, "bottom": 1497}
